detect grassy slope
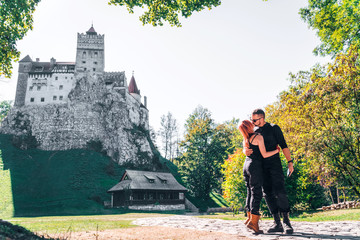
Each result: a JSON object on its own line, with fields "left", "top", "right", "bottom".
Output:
{"left": 0, "top": 134, "right": 126, "bottom": 217}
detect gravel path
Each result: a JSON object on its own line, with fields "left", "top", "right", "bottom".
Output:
{"left": 133, "top": 215, "right": 360, "bottom": 240}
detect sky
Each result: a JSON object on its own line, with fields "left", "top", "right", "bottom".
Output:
{"left": 0, "top": 0, "right": 330, "bottom": 136}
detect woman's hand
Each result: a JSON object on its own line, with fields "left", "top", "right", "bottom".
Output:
{"left": 276, "top": 145, "right": 280, "bottom": 153}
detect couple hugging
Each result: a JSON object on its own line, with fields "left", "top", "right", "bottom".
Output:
{"left": 239, "top": 109, "right": 294, "bottom": 234}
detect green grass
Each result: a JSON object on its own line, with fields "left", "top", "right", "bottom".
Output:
{"left": 6, "top": 213, "right": 172, "bottom": 234}
{"left": 0, "top": 134, "right": 127, "bottom": 217}
{"left": 198, "top": 208, "right": 360, "bottom": 222}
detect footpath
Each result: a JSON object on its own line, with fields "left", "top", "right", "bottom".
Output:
{"left": 133, "top": 215, "right": 360, "bottom": 240}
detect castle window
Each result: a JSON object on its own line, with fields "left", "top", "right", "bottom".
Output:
{"left": 94, "top": 52, "right": 98, "bottom": 57}
{"left": 41, "top": 97, "right": 45, "bottom": 102}
{"left": 55, "top": 76, "right": 58, "bottom": 80}
{"left": 84, "top": 68, "right": 87, "bottom": 71}
{"left": 59, "top": 96, "right": 63, "bottom": 100}
{"left": 29, "top": 86, "right": 33, "bottom": 91}
{"left": 65, "top": 77, "right": 67, "bottom": 79}
{"left": 82, "top": 61, "right": 86, "bottom": 64}
{"left": 94, "top": 62, "right": 97, "bottom": 65}
{"left": 93, "top": 68, "right": 96, "bottom": 71}
{"left": 59, "top": 85, "right": 63, "bottom": 90}
{"left": 30, "top": 98, "right": 34, "bottom": 102}
{"left": 82, "top": 51, "right": 86, "bottom": 58}
{"left": 37, "top": 86, "right": 41, "bottom": 91}
{"left": 53, "top": 96, "right": 57, "bottom": 101}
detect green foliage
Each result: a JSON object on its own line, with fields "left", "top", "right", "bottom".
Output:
{"left": 266, "top": 47, "right": 360, "bottom": 197}
{"left": 300, "top": 0, "right": 360, "bottom": 56}
{"left": 221, "top": 149, "right": 247, "bottom": 214}
{"left": 108, "top": 0, "right": 221, "bottom": 27}
{"left": 0, "top": 100, "right": 12, "bottom": 122}
{"left": 0, "top": 0, "right": 40, "bottom": 78}
{"left": 177, "top": 106, "right": 239, "bottom": 204}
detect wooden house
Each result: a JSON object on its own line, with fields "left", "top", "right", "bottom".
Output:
{"left": 107, "top": 170, "right": 187, "bottom": 209}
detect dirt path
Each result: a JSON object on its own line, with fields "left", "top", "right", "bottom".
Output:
{"left": 50, "top": 226, "right": 250, "bottom": 240}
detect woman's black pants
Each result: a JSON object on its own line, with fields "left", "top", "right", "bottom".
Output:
{"left": 243, "top": 156, "right": 263, "bottom": 215}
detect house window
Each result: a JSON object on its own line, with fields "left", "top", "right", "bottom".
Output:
{"left": 30, "top": 98, "right": 34, "bottom": 102}
{"left": 59, "top": 96, "right": 63, "bottom": 100}
{"left": 29, "top": 86, "right": 33, "bottom": 91}
{"left": 41, "top": 97, "right": 45, "bottom": 102}
{"left": 179, "top": 192, "right": 184, "bottom": 200}
{"left": 37, "top": 86, "right": 41, "bottom": 91}
{"left": 59, "top": 85, "right": 63, "bottom": 90}
{"left": 94, "top": 61, "right": 97, "bottom": 65}
{"left": 55, "top": 76, "right": 58, "bottom": 80}
{"left": 53, "top": 96, "right": 57, "bottom": 101}
{"left": 149, "top": 179, "right": 154, "bottom": 183}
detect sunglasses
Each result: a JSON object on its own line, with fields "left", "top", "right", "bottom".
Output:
{"left": 251, "top": 117, "right": 263, "bottom": 123}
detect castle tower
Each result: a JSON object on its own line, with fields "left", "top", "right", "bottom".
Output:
{"left": 14, "top": 55, "right": 33, "bottom": 107}
{"left": 128, "top": 73, "right": 141, "bottom": 102}
{"left": 75, "top": 25, "right": 104, "bottom": 74}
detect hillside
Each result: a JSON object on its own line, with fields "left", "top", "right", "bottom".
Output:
{"left": 0, "top": 133, "right": 133, "bottom": 217}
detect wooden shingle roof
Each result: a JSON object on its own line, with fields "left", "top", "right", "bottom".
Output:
{"left": 107, "top": 169, "right": 187, "bottom": 192}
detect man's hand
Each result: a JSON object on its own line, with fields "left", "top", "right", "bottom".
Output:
{"left": 243, "top": 147, "right": 253, "bottom": 156}
{"left": 287, "top": 162, "right": 294, "bottom": 177}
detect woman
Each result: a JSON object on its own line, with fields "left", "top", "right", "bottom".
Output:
{"left": 239, "top": 120, "right": 280, "bottom": 234}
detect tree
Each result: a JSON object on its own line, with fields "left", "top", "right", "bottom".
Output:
{"left": 0, "top": 0, "right": 40, "bottom": 78}
{"left": 300, "top": 0, "right": 360, "bottom": 56}
{"left": 108, "top": 0, "right": 221, "bottom": 27}
{"left": 266, "top": 47, "right": 360, "bottom": 197}
{"left": 177, "top": 106, "right": 240, "bottom": 200}
{"left": 0, "top": 100, "right": 12, "bottom": 123}
{"left": 178, "top": 106, "right": 215, "bottom": 200}
{"left": 158, "top": 112, "right": 178, "bottom": 159}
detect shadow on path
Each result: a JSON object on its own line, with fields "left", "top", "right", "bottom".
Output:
{"left": 265, "top": 231, "right": 355, "bottom": 239}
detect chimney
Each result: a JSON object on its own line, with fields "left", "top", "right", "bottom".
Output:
{"left": 144, "top": 96, "right": 147, "bottom": 108}
{"left": 36, "top": 58, "right": 40, "bottom": 62}
{"left": 50, "top": 57, "right": 56, "bottom": 65}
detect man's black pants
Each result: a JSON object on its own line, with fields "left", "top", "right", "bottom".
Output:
{"left": 262, "top": 155, "right": 290, "bottom": 214}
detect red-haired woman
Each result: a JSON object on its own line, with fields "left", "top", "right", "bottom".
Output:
{"left": 239, "top": 120, "right": 280, "bottom": 234}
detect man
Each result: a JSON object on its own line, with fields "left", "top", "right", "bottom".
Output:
{"left": 244, "top": 108, "right": 294, "bottom": 234}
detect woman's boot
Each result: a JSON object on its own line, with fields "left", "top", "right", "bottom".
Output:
{"left": 246, "top": 214, "right": 264, "bottom": 234}
{"left": 244, "top": 211, "right": 251, "bottom": 225}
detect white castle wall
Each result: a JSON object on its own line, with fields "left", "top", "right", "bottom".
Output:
{"left": 25, "top": 72, "right": 75, "bottom": 105}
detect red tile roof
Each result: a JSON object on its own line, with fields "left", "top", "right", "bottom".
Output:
{"left": 128, "top": 75, "right": 140, "bottom": 94}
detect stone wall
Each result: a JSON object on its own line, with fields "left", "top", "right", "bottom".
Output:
{"left": 1, "top": 73, "right": 154, "bottom": 166}
{"left": 129, "top": 204, "right": 185, "bottom": 211}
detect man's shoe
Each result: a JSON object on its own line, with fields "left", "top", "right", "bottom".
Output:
{"left": 281, "top": 212, "right": 294, "bottom": 234}
{"left": 267, "top": 213, "right": 284, "bottom": 233}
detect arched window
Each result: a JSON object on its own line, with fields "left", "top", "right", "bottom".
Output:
{"left": 82, "top": 51, "right": 86, "bottom": 58}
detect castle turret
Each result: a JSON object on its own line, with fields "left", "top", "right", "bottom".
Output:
{"left": 128, "top": 74, "right": 141, "bottom": 102}
{"left": 75, "top": 25, "right": 104, "bottom": 74}
{"left": 14, "top": 55, "right": 33, "bottom": 107}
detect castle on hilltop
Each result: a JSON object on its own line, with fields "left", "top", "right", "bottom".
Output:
{"left": 2, "top": 26, "right": 154, "bottom": 165}
{"left": 14, "top": 25, "right": 147, "bottom": 113}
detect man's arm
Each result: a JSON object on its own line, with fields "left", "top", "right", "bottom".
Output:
{"left": 282, "top": 147, "right": 294, "bottom": 176}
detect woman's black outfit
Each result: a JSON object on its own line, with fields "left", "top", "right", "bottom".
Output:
{"left": 243, "top": 133, "right": 263, "bottom": 215}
